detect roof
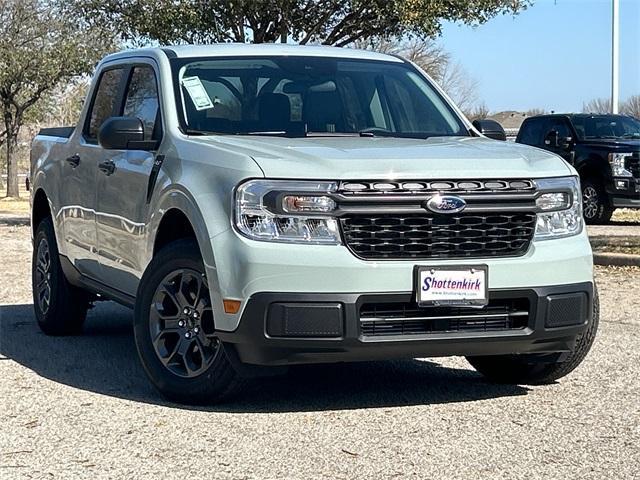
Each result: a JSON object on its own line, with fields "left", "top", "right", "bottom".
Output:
{"left": 103, "top": 43, "right": 403, "bottom": 63}
{"left": 528, "top": 113, "right": 630, "bottom": 118}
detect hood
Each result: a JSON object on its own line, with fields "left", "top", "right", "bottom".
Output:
{"left": 198, "top": 135, "right": 573, "bottom": 180}
{"left": 579, "top": 138, "right": 640, "bottom": 150}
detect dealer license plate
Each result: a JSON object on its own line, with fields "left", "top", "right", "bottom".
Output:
{"left": 415, "top": 266, "right": 488, "bottom": 307}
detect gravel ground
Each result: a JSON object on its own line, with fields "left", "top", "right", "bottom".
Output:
{"left": 1, "top": 225, "right": 639, "bottom": 479}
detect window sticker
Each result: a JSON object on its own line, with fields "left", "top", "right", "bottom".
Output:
{"left": 181, "top": 76, "right": 214, "bottom": 110}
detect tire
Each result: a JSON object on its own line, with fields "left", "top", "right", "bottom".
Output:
{"left": 133, "top": 239, "right": 242, "bottom": 405}
{"left": 467, "top": 287, "right": 600, "bottom": 385}
{"left": 32, "top": 217, "right": 89, "bottom": 335}
{"left": 581, "top": 179, "right": 613, "bottom": 224}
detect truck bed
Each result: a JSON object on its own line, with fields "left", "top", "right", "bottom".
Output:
{"left": 37, "top": 126, "right": 75, "bottom": 138}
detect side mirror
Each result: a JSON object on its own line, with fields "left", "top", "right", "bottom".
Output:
{"left": 560, "top": 135, "right": 573, "bottom": 150}
{"left": 472, "top": 119, "right": 507, "bottom": 141}
{"left": 544, "top": 130, "right": 560, "bottom": 148}
{"left": 98, "top": 116, "right": 144, "bottom": 150}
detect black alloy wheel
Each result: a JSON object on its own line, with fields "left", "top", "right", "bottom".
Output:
{"left": 149, "top": 268, "right": 220, "bottom": 378}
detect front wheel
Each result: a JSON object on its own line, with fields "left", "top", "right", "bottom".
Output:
{"left": 582, "top": 180, "right": 613, "bottom": 224}
{"left": 467, "top": 287, "right": 599, "bottom": 385}
{"left": 133, "top": 239, "right": 242, "bottom": 404}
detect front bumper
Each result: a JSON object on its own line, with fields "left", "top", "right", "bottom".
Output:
{"left": 217, "top": 282, "right": 594, "bottom": 366}
{"left": 209, "top": 228, "right": 594, "bottom": 332}
{"left": 608, "top": 176, "right": 640, "bottom": 207}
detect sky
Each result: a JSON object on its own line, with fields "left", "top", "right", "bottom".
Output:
{"left": 439, "top": 0, "right": 640, "bottom": 113}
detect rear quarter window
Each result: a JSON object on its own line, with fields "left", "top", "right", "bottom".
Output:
{"left": 518, "top": 118, "right": 545, "bottom": 146}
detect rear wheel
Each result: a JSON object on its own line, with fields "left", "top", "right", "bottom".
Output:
{"left": 467, "top": 287, "right": 599, "bottom": 385}
{"left": 133, "top": 239, "right": 242, "bottom": 404}
{"left": 32, "top": 217, "right": 89, "bottom": 335}
{"left": 582, "top": 179, "right": 613, "bottom": 224}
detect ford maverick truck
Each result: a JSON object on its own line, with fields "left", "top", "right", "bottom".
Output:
{"left": 31, "top": 45, "right": 598, "bottom": 404}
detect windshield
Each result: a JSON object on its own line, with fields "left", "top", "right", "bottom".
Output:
{"left": 171, "top": 56, "right": 468, "bottom": 138}
{"left": 571, "top": 115, "right": 640, "bottom": 140}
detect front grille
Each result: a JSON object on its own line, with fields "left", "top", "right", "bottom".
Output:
{"left": 341, "top": 212, "right": 537, "bottom": 260}
{"left": 627, "top": 154, "right": 640, "bottom": 178}
{"left": 339, "top": 179, "right": 535, "bottom": 195}
{"left": 360, "top": 298, "right": 529, "bottom": 337}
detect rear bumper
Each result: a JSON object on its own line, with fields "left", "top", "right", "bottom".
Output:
{"left": 217, "top": 282, "right": 594, "bottom": 366}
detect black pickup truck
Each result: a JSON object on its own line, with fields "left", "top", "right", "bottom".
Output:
{"left": 516, "top": 114, "right": 640, "bottom": 223}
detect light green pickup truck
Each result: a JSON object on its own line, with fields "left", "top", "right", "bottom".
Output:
{"left": 30, "top": 44, "right": 598, "bottom": 404}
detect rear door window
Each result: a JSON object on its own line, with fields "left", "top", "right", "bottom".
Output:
{"left": 544, "top": 118, "right": 572, "bottom": 139}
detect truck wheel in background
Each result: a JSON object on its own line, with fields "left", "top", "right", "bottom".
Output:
{"left": 581, "top": 179, "right": 613, "bottom": 224}
{"left": 133, "top": 239, "right": 243, "bottom": 405}
{"left": 466, "top": 287, "right": 599, "bottom": 385}
{"left": 32, "top": 217, "right": 89, "bottom": 335}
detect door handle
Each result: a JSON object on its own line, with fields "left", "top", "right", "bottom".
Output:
{"left": 98, "top": 160, "right": 116, "bottom": 176}
{"left": 65, "top": 154, "right": 80, "bottom": 168}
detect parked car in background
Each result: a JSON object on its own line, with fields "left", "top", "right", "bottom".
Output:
{"left": 30, "top": 45, "right": 598, "bottom": 404}
{"left": 516, "top": 114, "right": 640, "bottom": 223}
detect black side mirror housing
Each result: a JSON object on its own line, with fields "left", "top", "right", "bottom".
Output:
{"left": 472, "top": 119, "right": 507, "bottom": 141}
{"left": 98, "top": 116, "right": 146, "bottom": 150}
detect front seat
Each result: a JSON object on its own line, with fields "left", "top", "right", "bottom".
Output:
{"left": 303, "top": 90, "right": 345, "bottom": 133}
{"left": 258, "top": 93, "right": 291, "bottom": 132}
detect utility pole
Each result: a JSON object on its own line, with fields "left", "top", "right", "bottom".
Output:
{"left": 612, "top": 0, "right": 619, "bottom": 114}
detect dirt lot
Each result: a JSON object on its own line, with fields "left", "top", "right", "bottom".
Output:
{"left": 1, "top": 225, "right": 639, "bottom": 479}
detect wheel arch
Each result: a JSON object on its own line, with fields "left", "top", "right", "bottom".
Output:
{"left": 32, "top": 188, "right": 51, "bottom": 230}
{"left": 575, "top": 153, "right": 610, "bottom": 186}
{"left": 153, "top": 208, "right": 198, "bottom": 256}
{"left": 146, "top": 197, "right": 228, "bottom": 335}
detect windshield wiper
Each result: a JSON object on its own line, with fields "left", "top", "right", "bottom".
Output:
{"left": 243, "top": 131, "right": 289, "bottom": 136}
{"left": 183, "top": 128, "right": 221, "bottom": 136}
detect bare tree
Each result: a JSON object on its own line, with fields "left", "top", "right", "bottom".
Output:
{"left": 358, "top": 37, "right": 479, "bottom": 113}
{"left": 621, "top": 95, "right": 640, "bottom": 119}
{"left": 37, "top": 79, "right": 91, "bottom": 128}
{"left": 353, "top": 37, "right": 449, "bottom": 79}
{"left": 582, "top": 98, "right": 612, "bottom": 114}
{"left": 468, "top": 103, "right": 490, "bottom": 120}
{"left": 437, "top": 60, "right": 479, "bottom": 114}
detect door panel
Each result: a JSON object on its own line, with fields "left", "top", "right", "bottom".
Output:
{"left": 542, "top": 118, "right": 574, "bottom": 163}
{"left": 96, "top": 150, "right": 155, "bottom": 295}
{"left": 58, "top": 144, "right": 100, "bottom": 278}
{"left": 60, "top": 67, "right": 125, "bottom": 279}
{"left": 96, "top": 64, "right": 161, "bottom": 295}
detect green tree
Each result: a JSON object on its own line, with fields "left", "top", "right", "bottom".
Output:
{"left": 0, "top": 0, "right": 115, "bottom": 197}
{"left": 77, "top": 0, "right": 531, "bottom": 46}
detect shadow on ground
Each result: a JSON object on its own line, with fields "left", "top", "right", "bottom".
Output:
{"left": 609, "top": 220, "right": 640, "bottom": 227}
{"left": 0, "top": 302, "right": 529, "bottom": 413}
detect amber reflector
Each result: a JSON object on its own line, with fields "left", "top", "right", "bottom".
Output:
{"left": 223, "top": 299, "right": 241, "bottom": 314}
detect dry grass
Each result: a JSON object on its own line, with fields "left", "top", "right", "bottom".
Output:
{"left": 612, "top": 208, "right": 640, "bottom": 223}
{"left": 0, "top": 187, "right": 30, "bottom": 214}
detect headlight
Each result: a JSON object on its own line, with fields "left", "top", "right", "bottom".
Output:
{"left": 234, "top": 179, "right": 341, "bottom": 244}
{"left": 534, "top": 176, "right": 583, "bottom": 240}
{"left": 609, "top": 153, "right": 634, "bottom": 177}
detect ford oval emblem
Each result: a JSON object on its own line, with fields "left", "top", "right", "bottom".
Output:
{"left": 425, "top": 195, "right": 467, "bottom": 214}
